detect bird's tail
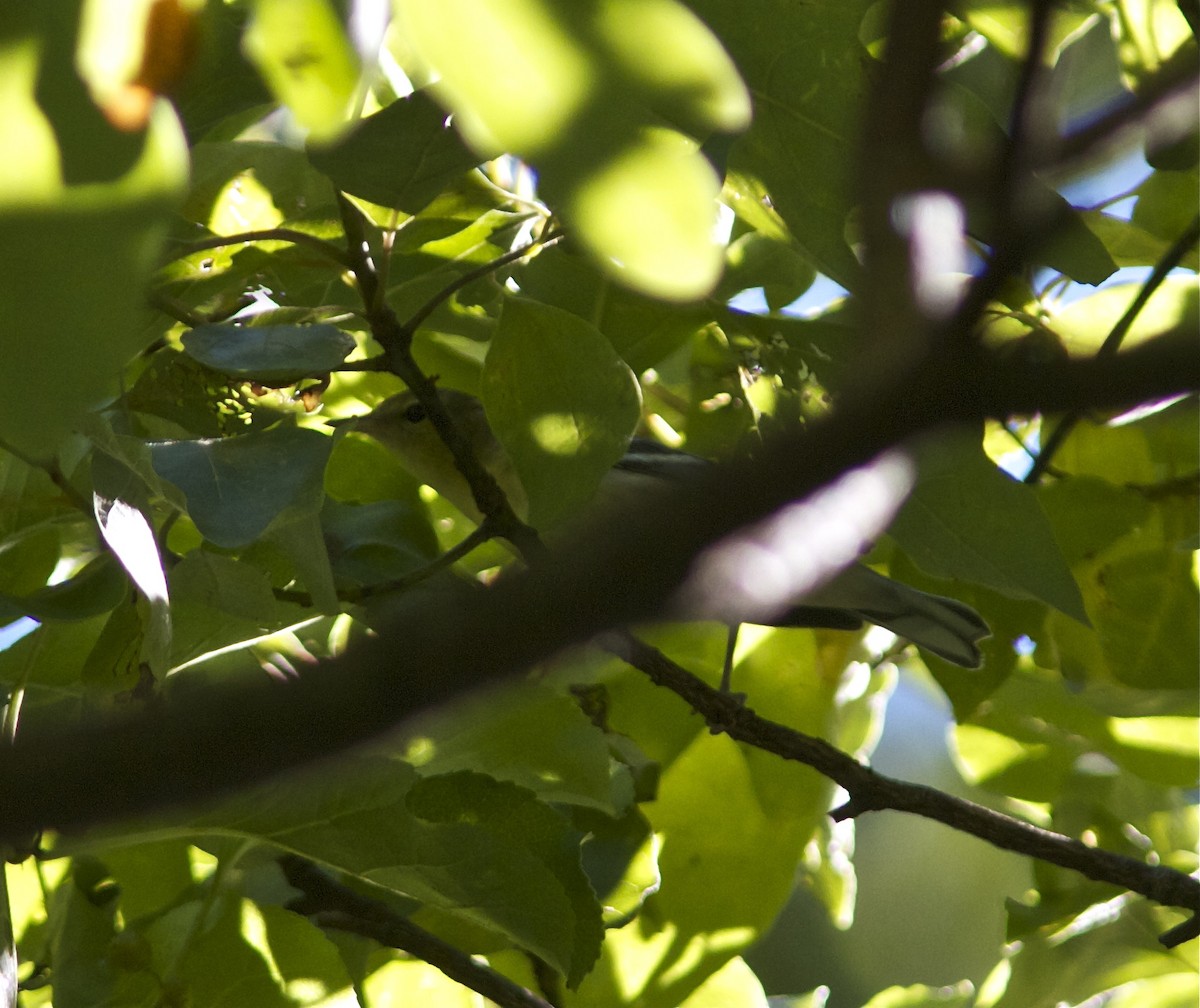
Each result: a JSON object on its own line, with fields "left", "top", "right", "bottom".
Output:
{"left": 804, "top": 565, "right": 990, "bottom": 668}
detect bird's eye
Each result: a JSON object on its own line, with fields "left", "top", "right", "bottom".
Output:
{"left": 403, "top": 402, "right": 427, "bottom": 424}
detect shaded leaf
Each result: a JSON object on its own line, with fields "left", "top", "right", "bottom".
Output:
{"left": 150, "top": 424, "right": 332, "bottom": 549}
{"left": 307, "top": 91, "right": 486, "bottom": 213}
{"left": 890, "top": 432, "right": 1088, "bottom": 622}
{"left": 0, "top": 554, "right": 128, "bottom": 624}
{"left": 182, "top": 323, "right": 355, "bottom": 383}
{"left": 701, "top": 0, "right": 871, "bottom": 290}
{"left": 411, "top": 683, "right": 635, "bottom": 814}
{"left": 66, "top": 762, "right": 605, "bottom": 987}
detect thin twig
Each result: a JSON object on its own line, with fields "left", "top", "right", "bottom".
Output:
{"left": 400, "top": 227, "right": 564, "bottom": 337}
{"left": 279, "top": 855, "right": 555, "bottom": 1008}
{"left": 945, "top": 0, "right": 1061, "bottom": 336}
{"left": 274, "top": 522, "right": 497, "bottom": 607}
{"left": 0, "top": 439, "right": 92, "bottom": 515}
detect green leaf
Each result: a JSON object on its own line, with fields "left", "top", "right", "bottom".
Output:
{"left": 1106, "top": 716, "right": 1200, "bottom": 788}
{"left": 567, "top": 624, "right": 836, "bottom": 1006}
{"left": 1039, "top": 415, "right": 1200, "bottom": 689}
{"left": 675, "top": 956, "right": 769, "bottom": 1007}
{"left": 307, "top": 91, "right": 486, "bottom": 213}
{"left": 957, "top": 2, "right": 1102, "bottom": 61}
{"left": 184, "top": 140, "right": 339, "bottom": 228}
{"left": 556, "top": 127, "right": 725, "bottom": 301}
{"left": 482, "top": 298, "right": 641, "bottom": 527}
{"left": 396, "top": 0, "right": 739, "bottom": 299}
{"left": 0, "top": 554, "right": 128, "bottom": 624}
{"left": 324, "top": 429, "right": 429, "bottom": 506}
{"left": 182, "top": 322, "right": 355, "bottom": 383}
{"left": 0, "top": 525, "right": 60, "bottom": 597}
{"left": 242, "top": 0, "right": 360, "bottom": 144}
{"left": 1036, "top": 191, "right": 1120, "bottom": 286}
{"left": 983, "top": 896, "right": 1195, "bottom": 1008}
{"left": 514, "top": 248, "right": 710, "bottom": 374}
{"left": 396, "top": 0, "right": 593, "bottom": 156}
{"left": 1081, "top": 212, "right": 1175, "bottom": 270}
{"left": 93, "top": 838, "right": 194, "bottom": 923}
{"left": 80, "top": 600, "right": 145, "bottom": 695}
{"left": 953, "top": 664, "right": 1197, "bottom": 799}
{"left": 172, "top": 0, "right": 273, "bottom": 143}
{"left": 168, "top": 553, "right": 290, "bottom": 671}
{"left": 0, "top": 452, "right": 75, "bottom": 541}
{"left": 574, "top": 806, "right": 658, "bottom": 926}
{"left": 592, "top": 0, "right": 751, "bottom": 136}
{"left": 702, "top": 0, "right": 871, "bottom": 289}
{"left": 1047, "top": 16, "right": 1128, "bottom": 129}
{"left": 0, "top": 113, "right": 187, "bottom": 454}
{"left": 150, "top": 423, "right": 332, "bottom": 549}
{"left": 0, "top": 616, "right": 109, "bottom": 703}
{"left": 410, "top": 683, "right": 635, "bottom": 814}
{"left": 405, "top": 771, "right": 603, "bottom": 986}
{"left": 33, "top": 5, "right": 144, "bottom": 186}
{"left": 264, "top": 513, "right": 339, "bottom": 613}
{"left": 1047, "top": 276, "right": 1199, "bottom": 355}
{"left": 862, "top": 982, "right": 974, "bottom": 1008}
{"left": 48, "top": 858, "right": 155, "bottom": 1008}
{"left": 72, "top": 761, "right": 605, "bottom": 987}
{"left": 151, "top": 896, "right": 353, "bottom": 1006}
{"left": 322, "top": 498, "right": 438, "bottom": 586}
{"left": 718, "top": 232, "right": 817, "bottom": 310}
{"left": 890, "top": 431, "right": 1088, "bottom": 623}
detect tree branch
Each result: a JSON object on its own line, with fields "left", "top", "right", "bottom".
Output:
{"left": 0, "top": 340, "right": 1193, "bottom": 833}
{"left": 604, "top": 632, "right": 1200, "bottom": 946}
{"left": 1026, "top": 212, "right": 1200, "bottom": 481}
{"left": 1036, "top": 44, "right": 1200, "bottom": 178}
{"left": 336, "top": 195, "right": 545, "bottom": 557}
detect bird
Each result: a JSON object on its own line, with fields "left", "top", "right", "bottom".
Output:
{"left": 341, "top": 388, "right": 990, "bottom": 675}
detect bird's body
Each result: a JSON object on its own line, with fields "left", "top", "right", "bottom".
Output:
{"left": 345, "top": 389, "right": 990, "bottom": 668}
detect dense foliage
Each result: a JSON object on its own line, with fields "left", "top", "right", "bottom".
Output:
{"left": 0, "top": 1, "right": 1196, "bottom": 1006}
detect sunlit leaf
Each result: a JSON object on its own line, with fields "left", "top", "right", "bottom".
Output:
{"left": 482, "top": 298, "right": 641, "bottom": 527}
{"left": 0, "top": 100, "right": 187, "bottom": 453}
{"left": 1048, "top": 276, "right": 1199, "bottom": 355}
{"left": 242, "top": 0, "right": 359, "bottom": 143}
{"left": 93, "top": 495, "right": 171, "bottom": 675}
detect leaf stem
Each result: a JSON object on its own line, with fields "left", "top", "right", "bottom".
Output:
{"left": 399, "top": 226, "right": 564, "bottom": 337}
{"left": 165, "top": 228, "right": 355, "bottom": 269}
